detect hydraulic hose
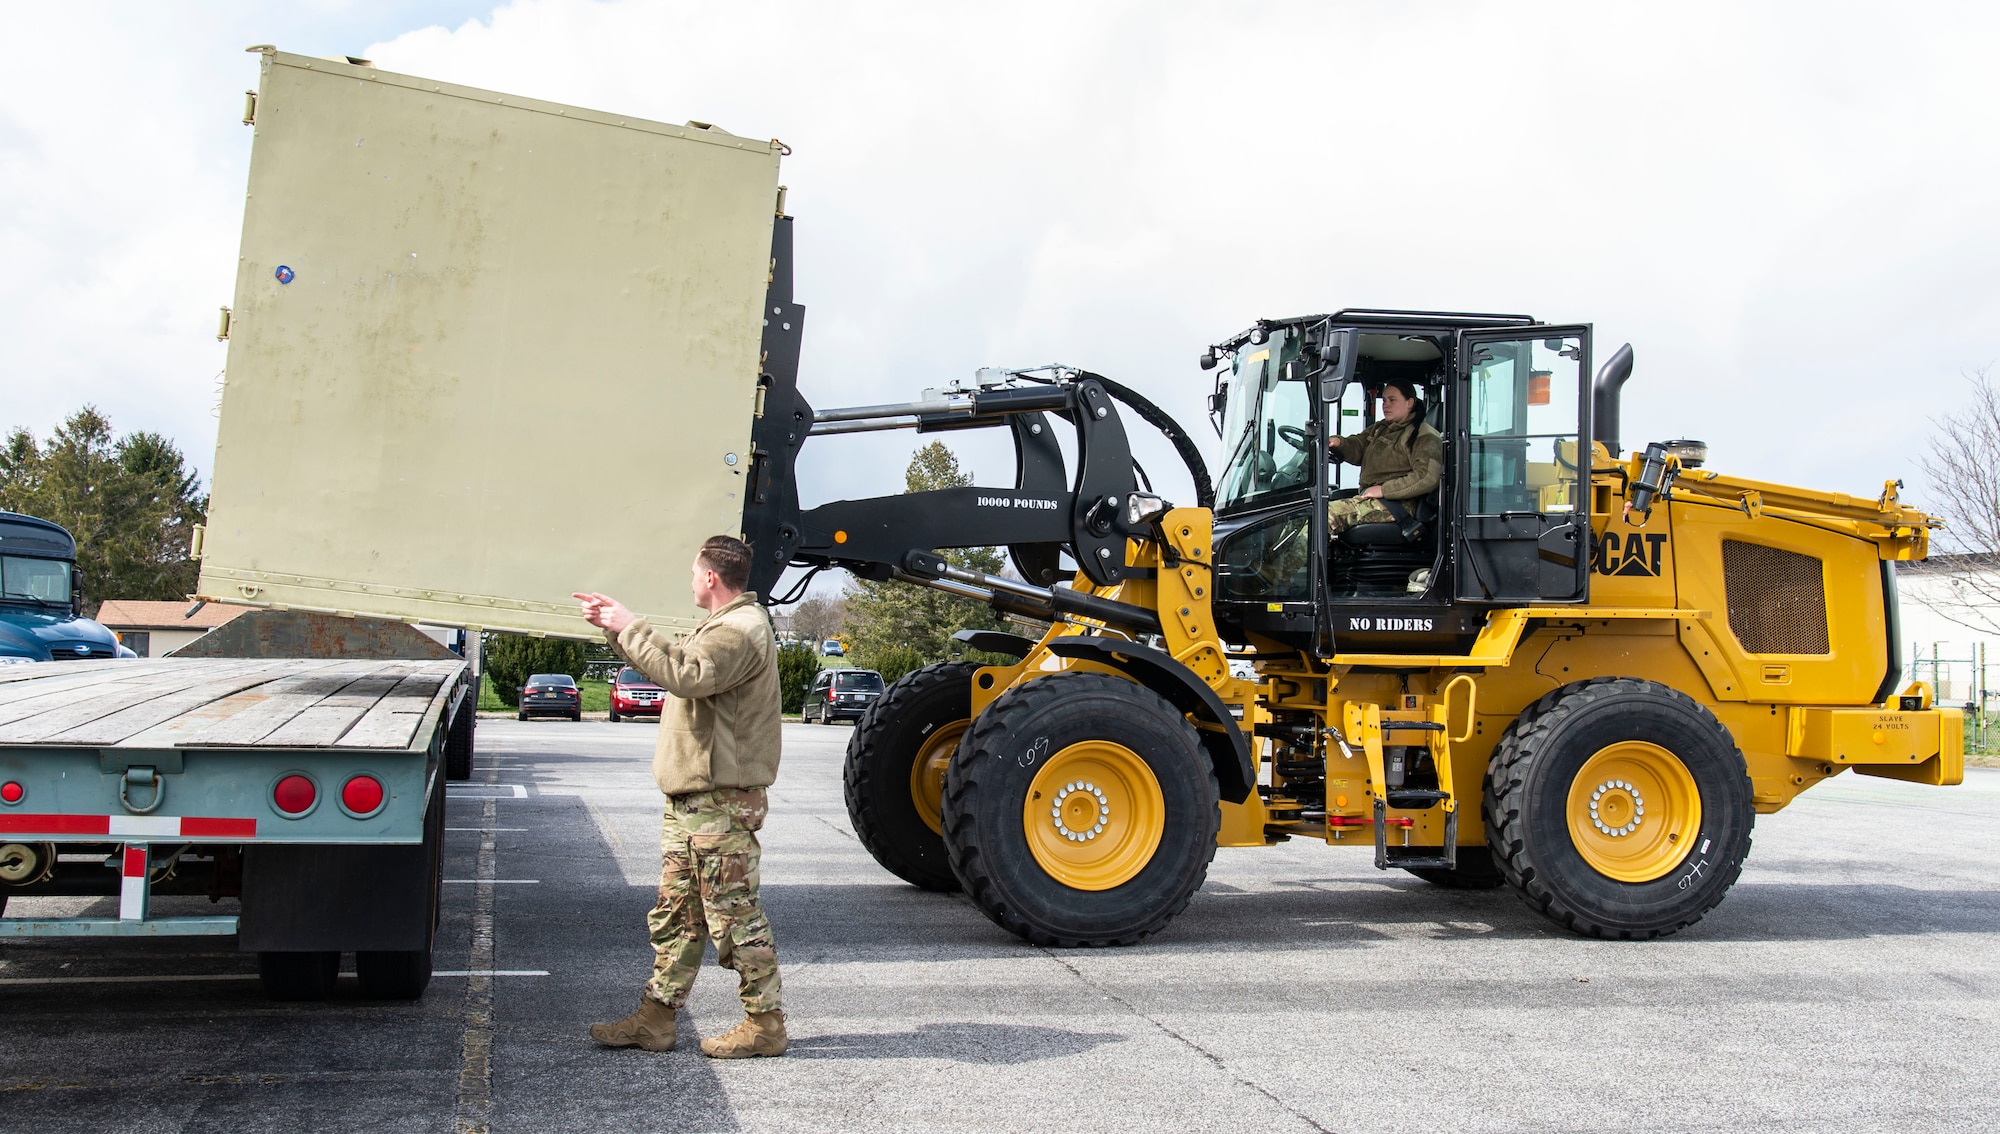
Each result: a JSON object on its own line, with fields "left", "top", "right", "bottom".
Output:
{"left": 1076, "top": 371, "right": 1216, "bottom": 510}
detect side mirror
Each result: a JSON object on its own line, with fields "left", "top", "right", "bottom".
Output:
{"left": 70, "top": 567, "right": 83, "bottom": 619}
{"left": 1199, "top": 349, "right": 1218, "bottom": 371}
{"left": 1320, "top": 328, "right": 1359, "bottom": 402}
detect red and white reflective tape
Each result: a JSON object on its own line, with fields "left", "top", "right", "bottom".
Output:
{"left": 0, "top": 814, "right": 257, "bottom": 839}
{"left": 120, "top": 843, "right": 148, "bottom": 920}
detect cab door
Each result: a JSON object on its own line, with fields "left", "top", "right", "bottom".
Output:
{"left": 1452, "top": 326, "right": 1592, "bottom": 603}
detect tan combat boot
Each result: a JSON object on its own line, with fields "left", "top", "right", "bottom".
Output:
{"left": 589, "top": 997, "right": 677, "bottom": 1051}
{"left": 699, "top": 1010, "right": 787, "bottom": 1059}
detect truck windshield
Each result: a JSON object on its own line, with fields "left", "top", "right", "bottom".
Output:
{"left": 1, "top": 556, "right": 70, "bottom": 606}
{"left": 1216, "top": 331, "right": 1312, "bottom": 510}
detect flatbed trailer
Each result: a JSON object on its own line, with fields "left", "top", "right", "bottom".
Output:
{"left": 0, "top": 657, "right": 471, "bottom": 999}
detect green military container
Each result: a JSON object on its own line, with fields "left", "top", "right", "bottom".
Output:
{"left": 197, "top": 47, "right": 787, "bottom": 640}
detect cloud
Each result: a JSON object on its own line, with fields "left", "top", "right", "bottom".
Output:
{"left": 4, "top": 0, "right": 1996, "bottom": 534}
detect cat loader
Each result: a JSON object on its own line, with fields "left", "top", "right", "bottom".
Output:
{"left": 757, "top": 306, "right": 1960, "bottom": 944}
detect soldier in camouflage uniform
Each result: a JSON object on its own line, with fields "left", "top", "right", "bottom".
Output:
{"left": 1327, "top": 378, "right": 1443, "bottom": 534}
{"left": 574, "top": 534, "right": 788, "bottom": 1059}
{"left": 645, "top": 787, "right": 780, "bottom": 1016}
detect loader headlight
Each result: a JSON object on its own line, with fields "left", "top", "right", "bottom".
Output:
{"left": 1124, "top": 493, "right": 1170, "bottom": 527}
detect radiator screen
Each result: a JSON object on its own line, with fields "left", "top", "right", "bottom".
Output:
{"left": 1722, "top": 540, "right": 1830, "bottom": 655}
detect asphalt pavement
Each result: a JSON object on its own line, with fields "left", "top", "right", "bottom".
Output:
{"left": 3, "top": 718, "right": 1998, "bottom": 1133}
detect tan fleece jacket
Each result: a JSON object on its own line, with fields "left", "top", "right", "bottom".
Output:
{"left": 1334, "top": 417, "right": 1445, "bottom": 501}
{"left": 608, "top": 593, "right": 782, "bottom": 797}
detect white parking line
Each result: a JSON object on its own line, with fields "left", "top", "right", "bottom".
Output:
{"left": 448, "top": 784, "right": 528, "bottom": 798}
{"left": 0, "top": 974, "right": 258, "bottom": 986}
{"left": 0, "top": 970, "right": 550, "bottom": 986}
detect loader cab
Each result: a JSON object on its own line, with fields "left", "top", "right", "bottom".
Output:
{"left": 1208, "top": 311, "right": 1592, "bottom": 657}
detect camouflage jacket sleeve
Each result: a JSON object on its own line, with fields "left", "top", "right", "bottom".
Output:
{"left": 610, "top": 612, "right": 765, "bottom": 700}
{"left": 1377, "top": 427, "right": 1444, "bottom": 500}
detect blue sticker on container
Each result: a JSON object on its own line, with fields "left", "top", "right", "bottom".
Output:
{"left": 274, "top": 265, "right": 295, "bottom": 284}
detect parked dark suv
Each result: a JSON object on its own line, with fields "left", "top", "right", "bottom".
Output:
{"left": 518, "top": 673, "right": 582, "bottom": 721}
{"left": 803, "top": 668, "right": 884, "bottom": 724}
{"left": 609, "top": 666, "right": 663, "bottom": 722}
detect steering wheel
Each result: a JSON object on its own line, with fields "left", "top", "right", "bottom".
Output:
{"left": 1275, "top": 425, "right": 1312, "bottom": 453}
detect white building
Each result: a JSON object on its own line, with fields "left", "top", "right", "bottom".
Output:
{"left": 1895, "top": 555, "right": 1997, "bottom": 708}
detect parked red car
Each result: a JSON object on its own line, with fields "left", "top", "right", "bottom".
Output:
{"left": 609, "top": 665, "right": 664, "bottom": 722}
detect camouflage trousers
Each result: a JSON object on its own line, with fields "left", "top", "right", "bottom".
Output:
{"left": 1327, "top": 494, "right": 1397, "bottom": 534}
{"left": 644, "top": 787, "right": 782, "bottom": 1014}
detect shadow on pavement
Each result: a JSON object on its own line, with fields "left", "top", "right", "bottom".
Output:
{"left": 788, "top": 1021, "right": 1125, "bottom": 1063}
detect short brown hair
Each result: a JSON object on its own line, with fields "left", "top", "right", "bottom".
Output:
{"left": 697, "top": 535, "right": 754, "bottom": 592}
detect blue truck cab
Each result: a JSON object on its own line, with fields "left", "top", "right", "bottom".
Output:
{"left": 0, "top": 512, "right": 128, "bottom": 664}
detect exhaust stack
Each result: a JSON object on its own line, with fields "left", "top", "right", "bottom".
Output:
{"left": 1592, "top": 343, "right": 1634, "bottom": 456}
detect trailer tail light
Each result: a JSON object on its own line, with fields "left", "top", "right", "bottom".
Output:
{"left": 342, "top": 774, "right": 386, "bottom": 817}
{"left": 0, "top": 781, "right": 22, "bottom": 804}
{"left": 272, "top": 774, "right": 317, "bottom": 816}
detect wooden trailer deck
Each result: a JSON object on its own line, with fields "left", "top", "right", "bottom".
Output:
{"left": 0, "top": 658, "right": 466, "bottom": 752}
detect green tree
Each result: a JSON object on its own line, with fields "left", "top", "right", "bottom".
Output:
{"left": 844, "top": 441, "right": 1007, "bottom": 673}
{"left": 776, "top": 641, "right": 820, "bottom": 714}
{"left": 0, "top": 407, "right": 207, "bottom": 615}
{"left": 482, "top": 633, "right": 587, "bottom": 707}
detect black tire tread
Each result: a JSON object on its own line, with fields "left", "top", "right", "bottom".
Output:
{"left": 1482, "top": 676, "right": 1752, "bottom": 940}
{"left": 842, "top": 661, "right": 984, "bottom": 892}
{"left": 942, "top": 672, "right": 1220, "bottom": 947}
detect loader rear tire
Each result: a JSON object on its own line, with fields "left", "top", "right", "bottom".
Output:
{"left": 1405, "top": 846, "right": 1505, "bottom": 889}
{"left": 942, "top": 672, "right": 1219, "bottom": 947}
{"left": 1484, "top": 677, "right": 1754, "bottom": 939}
{"left": 843, "top": 662, "right": 982, "bottom": 892}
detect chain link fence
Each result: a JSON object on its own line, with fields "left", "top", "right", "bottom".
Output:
{"left": 1908, "top": 643, "right": 1994, "bottom": 752}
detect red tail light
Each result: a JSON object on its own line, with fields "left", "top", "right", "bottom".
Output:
{"left": 342, "top": 774, "right": 385, "bottom": 815}
{"left": 273, "top": 774, "right": 317, "bottom": 816}
{"left": 0, "top": 781, "right": 23, "bottom": 804}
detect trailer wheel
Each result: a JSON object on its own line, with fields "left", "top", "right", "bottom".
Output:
{"left": 843, "top": 661, "right": 981, "bottom": 891}
{"left": 259, "top": 950, "right": 341, "bottom": 1001}
{"left": 1404, "top": 846, "right": 1505, "bottom": 889}
{"left": 446, "top": 685, "right": 476, "bottom": 781}
{"left": 359, "top": 759, "right": 445, "bottom": 999}
{"left": 942, "top": 672, "right": 1219, "bottom": 946}
{"left": 1484, "top": 677, "right": 1754, "bottom": 939}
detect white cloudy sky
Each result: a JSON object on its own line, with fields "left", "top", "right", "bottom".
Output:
{"left": 5, "top": 1, "right": 1998, "bottom": 547}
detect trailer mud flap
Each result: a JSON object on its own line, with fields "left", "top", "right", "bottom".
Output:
{"left": 239, "top": 763, "right": 445, "bottom": 952}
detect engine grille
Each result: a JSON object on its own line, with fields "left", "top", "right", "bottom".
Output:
{"left": 1722, "top": 540, "right": 1830, "bottom": 655}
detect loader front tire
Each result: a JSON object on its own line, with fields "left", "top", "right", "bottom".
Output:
{"left": 942, "top": 672, "right": 1219, "bottom": 947}
{"left": 843, "top": 662, "right": 983, "bottom": 892}
{"left": 1484, "top": 677, "right": 1754, "bottom": 939}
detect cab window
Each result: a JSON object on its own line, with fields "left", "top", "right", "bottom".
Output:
{"left": 1464, "top": 336, "right": 1584, "bottom": 515}
{"left": 1216, "top": 331, "right": 1314, "bottom": 509}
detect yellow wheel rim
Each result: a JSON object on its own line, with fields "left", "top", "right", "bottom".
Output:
{"left": 1566, "top": 740, "right": 1702, "bottom": 883}
{"left": 1022, "top": 740, "right": 1165, "bottom": 891}
{"left": 908, "top": 721, "right": 968, "bottom": 837}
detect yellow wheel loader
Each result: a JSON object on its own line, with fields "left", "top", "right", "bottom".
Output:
{"left": 798, "top": 316, "right": 1956, "bottom": 944}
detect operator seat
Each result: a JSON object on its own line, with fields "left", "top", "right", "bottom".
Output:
{"left": 1330, "top": 493, "right": 1439, "bottom": 596}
